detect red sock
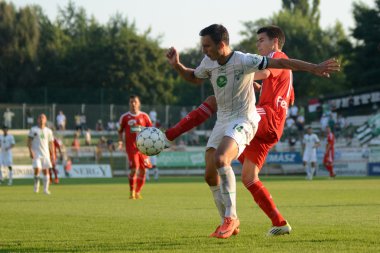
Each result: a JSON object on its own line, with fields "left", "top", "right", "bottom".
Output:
{"left": 53, "top": 167, "right": 58, "bottom": 179}
{"left": 128, "top": 175, "right": 136, "bottom": 192}
{"left": 245, "top": 180, "right": 286, "bottom": 226}
{"left": 165, "top": 102, "right": 214, "bottom": 141}
{"left": 326, "top": 165, "right": 335, "bottom": 176}
{"left": 135, "top": 175, "right": 146, "bottom": 194}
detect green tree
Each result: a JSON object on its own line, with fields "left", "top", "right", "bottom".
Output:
{"left": 0, "top": 2, "right": 40, "bottom": 101}
{"left": 345, "top": 0, "right": 380, "bottom": 87}
{"left": 236, "top": 0, "right": 348, "bottom": 103}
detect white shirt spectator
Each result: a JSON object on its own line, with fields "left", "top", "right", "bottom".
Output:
{"left": 56, "top": 111, "right": 66, "bottom": 130}
{"left": 149, "top": 109, "right": 157, "bottom": 123}
{"left": 320, "top": 114, "right": 329, "bottom": 130}
{"left": 289, "top": 105, "right": 298, "bottom": 118}
{"left": 286, "top": 117, "right": 295, "bottom": 128}
{"left": 3, "top": 109, "right": 15, "bottom": 128}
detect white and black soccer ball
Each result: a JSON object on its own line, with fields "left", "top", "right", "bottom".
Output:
{"left": 136, "top": 127, "right": 166, "bottom": 156}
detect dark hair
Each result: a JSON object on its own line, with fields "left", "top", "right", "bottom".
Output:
{"left": 199, "top": 24, "right": 229, "bottom": 45}
{"left": 129, "top": 95, "right": 140, "bottom": 101}
{"left": 257, "top": 25, "right": 285, "bottom": 49}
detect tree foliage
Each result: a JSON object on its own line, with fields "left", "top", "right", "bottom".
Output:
{"left": 345, "top": 0, "right": 380, "bottom": 88}
{"left": 236, "top": 0, "right": 349, "bottom": 103}
{"left": 0, "top": 1, "right": 175, "bottom": 104}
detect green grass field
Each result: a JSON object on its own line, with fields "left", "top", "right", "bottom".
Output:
{"left": 0, "top": 176, "right": 379, "bottom": 252}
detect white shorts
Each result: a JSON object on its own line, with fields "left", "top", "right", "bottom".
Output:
{"left": 303, "top": 149, "right": 317, "bottom": 163}
{"left": 0, "top": 152, "right": 13, "bottom": 167}
{"left": 206, "top": 118, "right": 258, "bottom": 158}
{"left": 33, "top": 157, "right": 52, "bottom": 169}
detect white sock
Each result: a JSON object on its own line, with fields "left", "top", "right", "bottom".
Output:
{"left": 43, "top": 174, "right": 50, "bottom": 192}
{"left": 305, "top": 164, "right": 310, "bottom": 178}
{"left": 217, "top": 166, "right": 237, "bottom": 219}
{"left": 34, "top": 176, "right": 40, "bottom": 192}
{"left": 210, "top": 185, "right": 226, "bottom": 224}
{"left": 310, "top": 167, "right": 316, "bottom": 179}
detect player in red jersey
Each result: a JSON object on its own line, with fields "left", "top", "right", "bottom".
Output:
{"left": 49, "top": 137, "right": 63, "bottom": 184}
{"left": 323, "top": 126, "right": 336, "bottom": 178}
{"left": 165, "top": 25, "right": 337, "bottom": 237}
{"left": 118, "top": 95, "right": 153, "bottom": 200}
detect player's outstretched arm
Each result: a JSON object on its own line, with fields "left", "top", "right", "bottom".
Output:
{"left": 166, "top": 47, "right": 203, "bottom": 85}
{"left": 267, "top": 58, "right": 340, "bottom": 78}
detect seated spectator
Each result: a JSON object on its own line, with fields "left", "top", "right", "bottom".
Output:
{"left": 71, "top": 132, "right": 81, "bottom": 157}
{"left": 96, "top": 120, "right": 104, "bottom": 131}
{"left": 286, "top": 117, "right": 295, "bottom": 129}
{"left": 96, "top": 136, "right": 107, "bottom": 163}
{"left": 320, "top": 113, "right": 329, "bottom": 131}
{"left": 85, "top": 129, "right": 92, "bottom": 146}
{"left": 107, "top": 121, "right": 116, "bottom": 131}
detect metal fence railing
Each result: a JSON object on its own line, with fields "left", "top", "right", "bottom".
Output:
{"left": 0, "top": 103, "right": 216, "bottom": 131}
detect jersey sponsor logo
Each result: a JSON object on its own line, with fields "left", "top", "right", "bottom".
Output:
{"left": 216, "top": 75, "right": 227, "bottom": 88}
{"left": 233, "top": 124, "right": 244, "bottom": 133}
{"left": 276, "top": 96, "right": 288, "bottom": 109}
{"left": 128, "top": 119, "right": 137, "bottom": 126}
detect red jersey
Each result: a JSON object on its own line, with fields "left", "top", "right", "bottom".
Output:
{"left": 326, "top": 132, "right": 335, "bottom": 151}
{"left": 119, "top": 111, "right": 152, "bottom": 153}
{"left": 257, "top": 51, "right": 294, "bottom": 139}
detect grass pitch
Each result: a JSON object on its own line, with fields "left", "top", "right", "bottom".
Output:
{"left": 0, "top": 176, "right": 379, "bottom": 252}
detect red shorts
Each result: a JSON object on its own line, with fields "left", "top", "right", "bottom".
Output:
{"left": 323, "top": 149, "right": 334, "bottom": 164}
{"left": 238, "top": 106, "right": 282, "bottom": 169}
{"left": 127, "top": 151, "right": 152, "bottom": 170}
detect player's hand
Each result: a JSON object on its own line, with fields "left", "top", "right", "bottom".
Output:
{"left": 313, "top": 58, "right": 340, "bottom": 77}
{"left": 166, "top": 47, "right": 179, "bottom": 66}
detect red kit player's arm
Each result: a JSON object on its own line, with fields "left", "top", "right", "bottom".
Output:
{"left": 118, "top": 117, "right": 125, "bottom": 143}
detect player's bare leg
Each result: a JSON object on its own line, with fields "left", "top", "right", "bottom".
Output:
{"left": 214, "top": 137, "right": 240, "bottom": 239}
{"left": 129, "top": 169, "right": 137, "bottom": 199}
{"left": 241, "top": 158, "right": 291, "bottom": 236}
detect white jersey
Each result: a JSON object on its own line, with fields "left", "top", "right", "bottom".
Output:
{"left": 0, "top": 134, "right": 15, "bottom": 153}
{"left": 194, "top": 51, "right": 268, "bottom": 122}
{"left": 28, "top": 126, "right": 54, "bottom": 159}
{"left": 303, "top": 133, "right": 320, "bottom": 152}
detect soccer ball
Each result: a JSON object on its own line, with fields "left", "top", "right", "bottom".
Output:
{"left": 136, "top": 127, "right": 166, "bottom": 156}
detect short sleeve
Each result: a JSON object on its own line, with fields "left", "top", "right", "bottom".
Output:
{"left": 314, "top": 134, "right": 320, "bottom": 143}
{"left": 194, "top": 57, "right": 211, "bottom": 79}
{"left": 118, "top": 116, "right": 125, "bottom": 133}
{"left": 146, "top": 115, "right": 153, "bottom": 127}
{"left": 268, "top": 52, "right": 285, "bottom": 77}
{"left": 242, "top": 53, "right": 268, "bottom": 73}
{"left": 28, "top": 128, "right": 34, "bottom": 138}
{"left": 48, "top": 130, "right": 54, "bottom": 142}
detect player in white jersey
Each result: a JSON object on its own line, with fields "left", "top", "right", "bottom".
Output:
{"left": 166, "top": 24, "right": 340, "bottom": 238}
{"left": 302, "top": 126, "right": 320, "bottom": 180}
{"left": 0, "top": 126, "right": 15, "bottom": 185}
{"left": 27, "top": 114, "right": 54, "bottom": 194}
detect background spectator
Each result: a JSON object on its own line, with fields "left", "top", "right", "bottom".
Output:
{"left": 56, "top": 110, "right": 66, "bottom": 130}
{"left": 3, "top": 108, "right": 15, "bottom": 128}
